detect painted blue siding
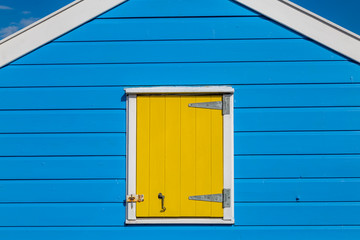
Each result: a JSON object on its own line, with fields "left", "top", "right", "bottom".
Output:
{"left": 0, "top": 0, "right": 359, "bottom": 238}
{"left": 0, "top": 62, "right": 359, "bottom": 87}
{"left": 13, "top": 40, "right": 344, "bottom": 64}
{"left": 1, "top": 227, "right": 360, "bottom": 240}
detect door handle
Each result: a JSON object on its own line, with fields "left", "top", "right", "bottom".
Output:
{"left": 158, "top": 193, "right": 166, "bottom": 212}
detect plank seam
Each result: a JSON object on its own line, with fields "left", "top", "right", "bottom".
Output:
{"left": 96, "top": 15, "right": 261, "bottom": 19}
{"left": 10, "top": 60, "right": 349, "bottom": 66}
{"left": 53, "top": 38, "right": 304, "bottom": 43}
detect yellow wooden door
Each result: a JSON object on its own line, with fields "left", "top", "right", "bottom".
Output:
{"left": 136, "top": 94, "right": 223, "bottom": 217}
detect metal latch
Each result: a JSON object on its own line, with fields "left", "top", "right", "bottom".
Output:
{"left": 188, "top": 189, "right": 231, "bottom": 208}
{"left": 188, "top": 95, "right": 231, "bottom": 115}
{"left": 126, "top": 194, "right": 144, "bottom": 203}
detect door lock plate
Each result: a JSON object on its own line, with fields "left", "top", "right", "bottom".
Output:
{"left": 126, "top": 194, "right": 144, "bottom": 203}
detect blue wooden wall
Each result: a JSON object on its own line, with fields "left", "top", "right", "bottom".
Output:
{"left": 0, "top": 0, "right": 360, "bottom": 239}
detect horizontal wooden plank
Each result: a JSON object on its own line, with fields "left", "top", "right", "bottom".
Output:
{"left": 6, "top": 130, "right": 359, "bottom": 157}
{"left": 0, "top": 131, "right": 358, "bottom": 157}
{"left": 3, "top": 107, "right": 360, "bottom": 134}
{"left": 0, "top": 87, "right": 127, "bottom": 110}
{"left": 0, "top": 180, "right": 124, "bottom": 202}
{"left": 0, "top": 154, "right": 358, "bottom": 180}
{"left": 1, "top": 61, "right": 358, "bottom": 87}
{"left": 0, "top": 156, "right": 125, "bottom": 180}
{"left": 0, "top": 132, "right": 360, "bottom": 176}
{"left": 0, "top": 226, "right": 360, "bottom": 240}
{"left": 12, "top": 39, "right": 344, "bottom": 65}
{"left": 0, "top": 133, "right": 125, "bottom": 156}
{"left": 235, "top": 107, "right": 360, "bottom": 131}
{"left": 0, "top": 110, "right": 125, "bottom": 133}
{"left": 1, "top": 84, "right": 360, "bottom": 110}
{"left": 58, "top": 17, "right": 299, "bottom": 42}
{"left": 0, "top": 203, "right": 124, "bottom": 226}
{"left": 235, "top": 131, "right": 360, "bottom": 155}
{"left": 4, "top": 154, "right": 359, "bottom": 180}
{"left": 0, "top": 203, "right": 359, "bottom": 226}
{"left": 1, "top": 226, "right": 360, "bottom": 240}
{"left": 234, "top": 178, "right": 360, "bottom": 202}
{"left": 235, "top": 202, "right": 360, "bottom": 226}
{"left": 235, "top": 155, "right": 360, "bottom": 178}
{"left": 99, "top": 0, "right": 258, "bottom": 18}
{"left": 234, "top": 84, "right": 360, "bottom": 108}
{"left": 0, "top": 178, "right": 358, "bottom": 203}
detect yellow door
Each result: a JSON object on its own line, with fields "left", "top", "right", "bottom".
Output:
{"left": 136, "top": 94, "right": 223, "bottom": 217}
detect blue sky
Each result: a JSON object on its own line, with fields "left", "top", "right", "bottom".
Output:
{"left": 291, "top": 0, "right": 360, "bottom": 34}
{"left": 0, "top": 0, "right": 359, "bottom": 40}
{"left": 0, "top": 0, "right": 72, "bottom": 39}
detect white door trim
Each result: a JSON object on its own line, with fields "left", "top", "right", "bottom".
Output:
{"left": 125, "top": 86, "right": 234, "bottom": 224}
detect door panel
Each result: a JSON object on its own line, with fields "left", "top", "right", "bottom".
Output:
{"left": 180, "top": 95, "right": 196, "bottom": 216}
{"left": 136, "top": 95, "right": 223, "bottom": 217}
{"left": 165, "top": 96, "right": 181, "bottom": 216}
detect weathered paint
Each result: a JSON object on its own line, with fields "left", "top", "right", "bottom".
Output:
{"left": 0, "top": 0, "right": 359, "bottom": 238}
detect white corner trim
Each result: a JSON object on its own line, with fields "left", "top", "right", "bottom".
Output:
{"left": 234, "top": 0, "right": 360, "bottom": 63}
{"left": 125, "top": 86, "right": 235, "bottom": 224}
{"left": 125, "top": 86, "right": 235, "bottom": 94}
{"left": 0, "top": 0, "right": 127, "bottom": 68}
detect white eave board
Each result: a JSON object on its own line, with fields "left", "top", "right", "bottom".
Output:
{"left": 234, "top": 0, "right": 360, "bottom": 63}
{"left": 0, "top": 0, "right": 127, "bottom": 68}
{"left": 0, "top": 0, "right": 360, "bottom": 69}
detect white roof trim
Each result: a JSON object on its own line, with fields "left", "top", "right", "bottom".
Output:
{"left": 0, "top": 0, "right": 127, "bottom": 68}
{"left": 0, "top": 0, "right": 360, "bottom": 68}
{"left": 234, "top": 0, "right": 360, "bottom": 63}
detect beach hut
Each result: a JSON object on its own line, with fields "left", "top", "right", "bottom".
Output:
{"left": 0, "top": 0, "right": 360, "bottom": 239}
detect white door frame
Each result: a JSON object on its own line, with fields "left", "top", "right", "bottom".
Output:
{"left": 125, "top": 86, "right": 234, "bottom": 224}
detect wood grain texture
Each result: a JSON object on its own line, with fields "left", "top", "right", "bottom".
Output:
{"left": 164, "top": 96, "right": 181, "bottom": 216}
{"left": 233, "top": 84, "right": 360, "bottom": 108}
{"left": 234, "top": 155, "right": 360, "bottom": 178}
{"left": 1, "top": 84, "right": 360, "bottom": 110}
{"left": 235, "top": 202, "right": 360, "bottom": 226}
{"left": 58, "top": 17, "right": 300, "bottom": 42}
{"left": 234, "top": 178, "right": 360, "bottom": 202}
{"left": 0, "top": 180, "right": 124, "bottom": 202}
{"left": 0, "top": 202, "right": 359, "bottom": 226}
{"left": 0, "top": 87, "right": 126, "bottom": 110}
{"left": 0, "top": 156, "right": 125, "bottom": 180}
{"left": 0, "top": 110, "right": 125, "bottom": 133}
{"left": 0, "top": 203, "right": 125, "bottom": 226}
{"left": 3, "top": 107, "right": 360, "bottom": 133}
{"left": 180, "top": 96, "right": 196, "bottom": 216}
{"left": 235, "top": 131, "right": 360, "bottom": 155}
{"left": 98, "top": 0, "right": 258, "bottom": 18}
{"left": 0, "top": 226, "right": 359, "bottom": 240}
{"left": 0, "top": 154, "right": 358, "bottom": 180}
{"left": 234, "top": 107, "right": 360, "bottom": 132}
{"left": 12, "top": 39, "right": 344, "bottom": 65}
{"left": 0, "top": 178, "right": 359, "bottom": 203}
{"left": 0, "top": 0, "right": 359, "bottom": 233}
{"left": 136, "top": 95, "right": 223, "bottom": 217}
{"left": 0, "top": 133, "right": 125, "bottom": 156}
{"left": 195, "top": 95, "right": 213, "bottom": 216}
{"left": 1, "top": 61, "right": 358, "bottom": 87}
